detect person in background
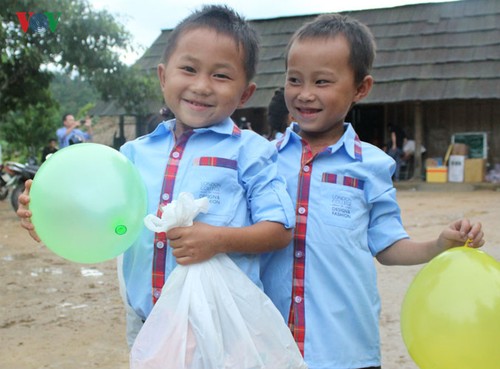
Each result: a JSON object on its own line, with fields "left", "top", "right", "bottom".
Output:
{"left": 267, "top": 87, "right": 293, "bottom": 140}
{"left": 238, "top": 116, "right": 253, "bottom": 130}
{"left": 402, "top": 138, "right": 426, "bottom": 161}
{"left": 386, "top": 123, "right": 407, "bottom": 181}
{"left": 40, "top": 138, "right": 58, "bottom": 163}
{"left": 56, "top": 114, "right": 93, "bottom": 148}
{"left": 260, "top": 13, "right": 485, "bottom": 369}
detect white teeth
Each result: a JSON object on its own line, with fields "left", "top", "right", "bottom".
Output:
{"left": 188, "top": 99, "right": 209, "bottom": 107}
{"left": 300, "top": 109, "right": 318, "bottom": 114}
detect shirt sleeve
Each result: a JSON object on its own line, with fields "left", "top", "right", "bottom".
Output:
{"left": 120, "top": 141, "right": 133, "bottom": 161}
{"left": 365, "top": 148, "right": 409, "bottom": 255}
{"left": 56, "top": 127, "right": 66, "bottom": 146}
{"left": 238, "top": 134, "right": 295, "bottom": 229}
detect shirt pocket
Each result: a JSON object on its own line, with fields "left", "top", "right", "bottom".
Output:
{"left": 319, "top": 172, "right": 366, "bottom": 230}
{"left": 189, "top": 157, "right": 241, "bottom": 223}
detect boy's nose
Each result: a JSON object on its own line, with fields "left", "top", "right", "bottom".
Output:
{"left": 190, "top": 75, "right": 211, "bottom": 95}
{"left": 297, "top": 88, "right": 315, "bottom": 102}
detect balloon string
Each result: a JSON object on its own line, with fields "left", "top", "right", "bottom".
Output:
{"left": 464, "top": 238, "right": 472, "bottom": 248}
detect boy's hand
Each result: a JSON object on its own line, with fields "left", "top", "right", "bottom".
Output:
{"left": 167, "top": 222, "right": 219, "bottom": 265}
{"left": 16, "top": 179, "right": 41, "bottom": 242}
{"left": 438, "top": 218, "right": 484, "bottom": 250}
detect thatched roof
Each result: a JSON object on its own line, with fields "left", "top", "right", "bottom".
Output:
{"left": 97, "top": 0, "right": 500, "bottom": 115}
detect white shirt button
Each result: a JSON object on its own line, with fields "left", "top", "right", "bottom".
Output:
{"left": 298, "top": 207, "right": 306, "bottom": 215}
{"left": 156, "top": 241, "right": 165, "bottom": 249}
{"left": 303, "top": 165, "right": 310, "bottom": 172}
{"left": 153, "top": 289, "right": 161, "bottom": 298}
{"left": 172, "top": 151, "right": 180, "bottom": 159}
{"left": 162, "top": 193, "right": 170, "bottom": 201}
{"left": 294, "top": 296, "right": 303, "bottom": 303}
{"left": 295, "top": 250, "right": 304, "bottom": 258}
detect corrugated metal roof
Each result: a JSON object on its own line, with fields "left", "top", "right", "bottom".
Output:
{"left": 96, "top": 0, "right": 500, "bottom": 115}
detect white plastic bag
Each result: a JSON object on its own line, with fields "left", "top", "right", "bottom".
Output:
{"left": 143, "top": 192, "right": 210, "bottom": 233}
{"left": 131, "top": 192, "right": 307, "bottom": 369}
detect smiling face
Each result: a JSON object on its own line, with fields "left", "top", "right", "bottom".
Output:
{"left": 157, "top": 27, "right": 256, "bottom": 134}
{"left": 285, "top": 35, "right": 372, "bottom": 145}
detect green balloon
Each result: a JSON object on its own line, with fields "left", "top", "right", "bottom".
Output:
{"left": 30, "top": 143, "right": 147, "bottom": 263}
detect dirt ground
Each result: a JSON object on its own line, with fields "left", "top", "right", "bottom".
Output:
{"left": 1, "top": 188, "right": 499, "bottom": 369}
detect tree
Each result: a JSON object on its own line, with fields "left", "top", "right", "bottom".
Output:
{"left": 0, "top": 0, "right": 159, "bottom": 160}
{"left": 1, "top": 101, "right": 59, "bottom": 160}
{"left": 50, "top": 73, "right": 99, "bottom": 118}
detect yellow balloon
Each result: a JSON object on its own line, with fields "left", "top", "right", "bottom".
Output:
{"left": 401, "top": 246, "right": 500, "bottom": 369}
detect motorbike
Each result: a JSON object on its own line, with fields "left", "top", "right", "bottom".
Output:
{"left": 1, "top": 160, "right": 39, "bottom": 211}
{"left": 0, "top": 164, "right": 10, "bottom": 200}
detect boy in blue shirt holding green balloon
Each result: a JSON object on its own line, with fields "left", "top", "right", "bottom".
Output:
{"left": 18, "top": 5, "right": 295, "bottom": 348}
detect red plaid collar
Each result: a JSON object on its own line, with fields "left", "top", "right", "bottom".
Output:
{"left": 278, "top": 122, "right": 363, "bottom": 162}
{"left": 150, "top": 118, "right": 241, "bottom": 138}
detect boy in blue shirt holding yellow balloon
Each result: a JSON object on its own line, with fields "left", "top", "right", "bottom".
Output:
{"left": 18, "top": 5, "right": 295, "bottom": 348}
{"left": 260, "top": 13, "right": 485, "bottom": 369}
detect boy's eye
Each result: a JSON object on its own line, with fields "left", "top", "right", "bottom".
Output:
{"left": 287, "top": 77, "right": 300, "bottom": 85}
{"left": 316, "top": 79, "right": 330, "bottom": 85}
{"left": 213, "top": 73, "right": 230, "bottom": 80}
{"left": 181, "top": 66, "right": 196, "bottom": 73}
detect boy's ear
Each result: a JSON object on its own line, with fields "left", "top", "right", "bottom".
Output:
{"left": 157, "top": 64, "right": 166, "bottom": 90}
{"left": 353, "top": 75, "right": 374, "bottom": 103}
{"left": 238, "top": 82, "right": 257, "bottom": 108}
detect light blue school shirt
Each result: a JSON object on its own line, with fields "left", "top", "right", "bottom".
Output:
{"left": 261, "top": 123, "right": 409, "bottom": 369}
{"left": 56, "top": 127, "right": 91, "bottom": 148}
{"left": 120, "top": 117, "right": 295, "bottom": 321}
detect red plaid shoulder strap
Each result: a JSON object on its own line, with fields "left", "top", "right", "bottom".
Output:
{"left": 151, "top": 131, "right": 193, "bottom": 304}
{"left": 288, "top": 139, "right": 315, "bottom": 356}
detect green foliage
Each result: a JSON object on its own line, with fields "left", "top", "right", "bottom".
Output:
{"left": 0, "top": 101, "right": 59, "bottom": 162}
{"left": 76, "top": 102, "right": 96, "bottom": 120}
{"left": 1, "top": 0, "right": 129, "bottom": 115}
{"left": 0, "top": 0, "right": 159, "bottom": 159}
{"left": 50, "top": 73, "right": 99, "bottom": 117}
{"left": 113, "top": 68, "right": 162, "bottom": 116}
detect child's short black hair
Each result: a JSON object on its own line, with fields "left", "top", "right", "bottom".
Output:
{"left": 286, "top": 13, "right": 376, "bottom": 85}
{"left": 161, "top": 5, "right": 260, "bottom": 82}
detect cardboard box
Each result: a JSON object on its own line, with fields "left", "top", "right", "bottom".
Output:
{"left": 448, "top": 155, "right": 465, "bottom": 182}
{"left": 425, "top": 157, "right": 443, "bottom": 167}
{"left": 451, "top": 143, "right": 469, "bottom": 156}
{"left": 464, "top": 158, "right": 487, "bottom": 182}
{"left": 427, "top": 166, "right": 448, "bottom": 183}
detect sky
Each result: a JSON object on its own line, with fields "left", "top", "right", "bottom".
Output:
{"left": 88, "top": 0, "right": 459, "bottom": 64}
